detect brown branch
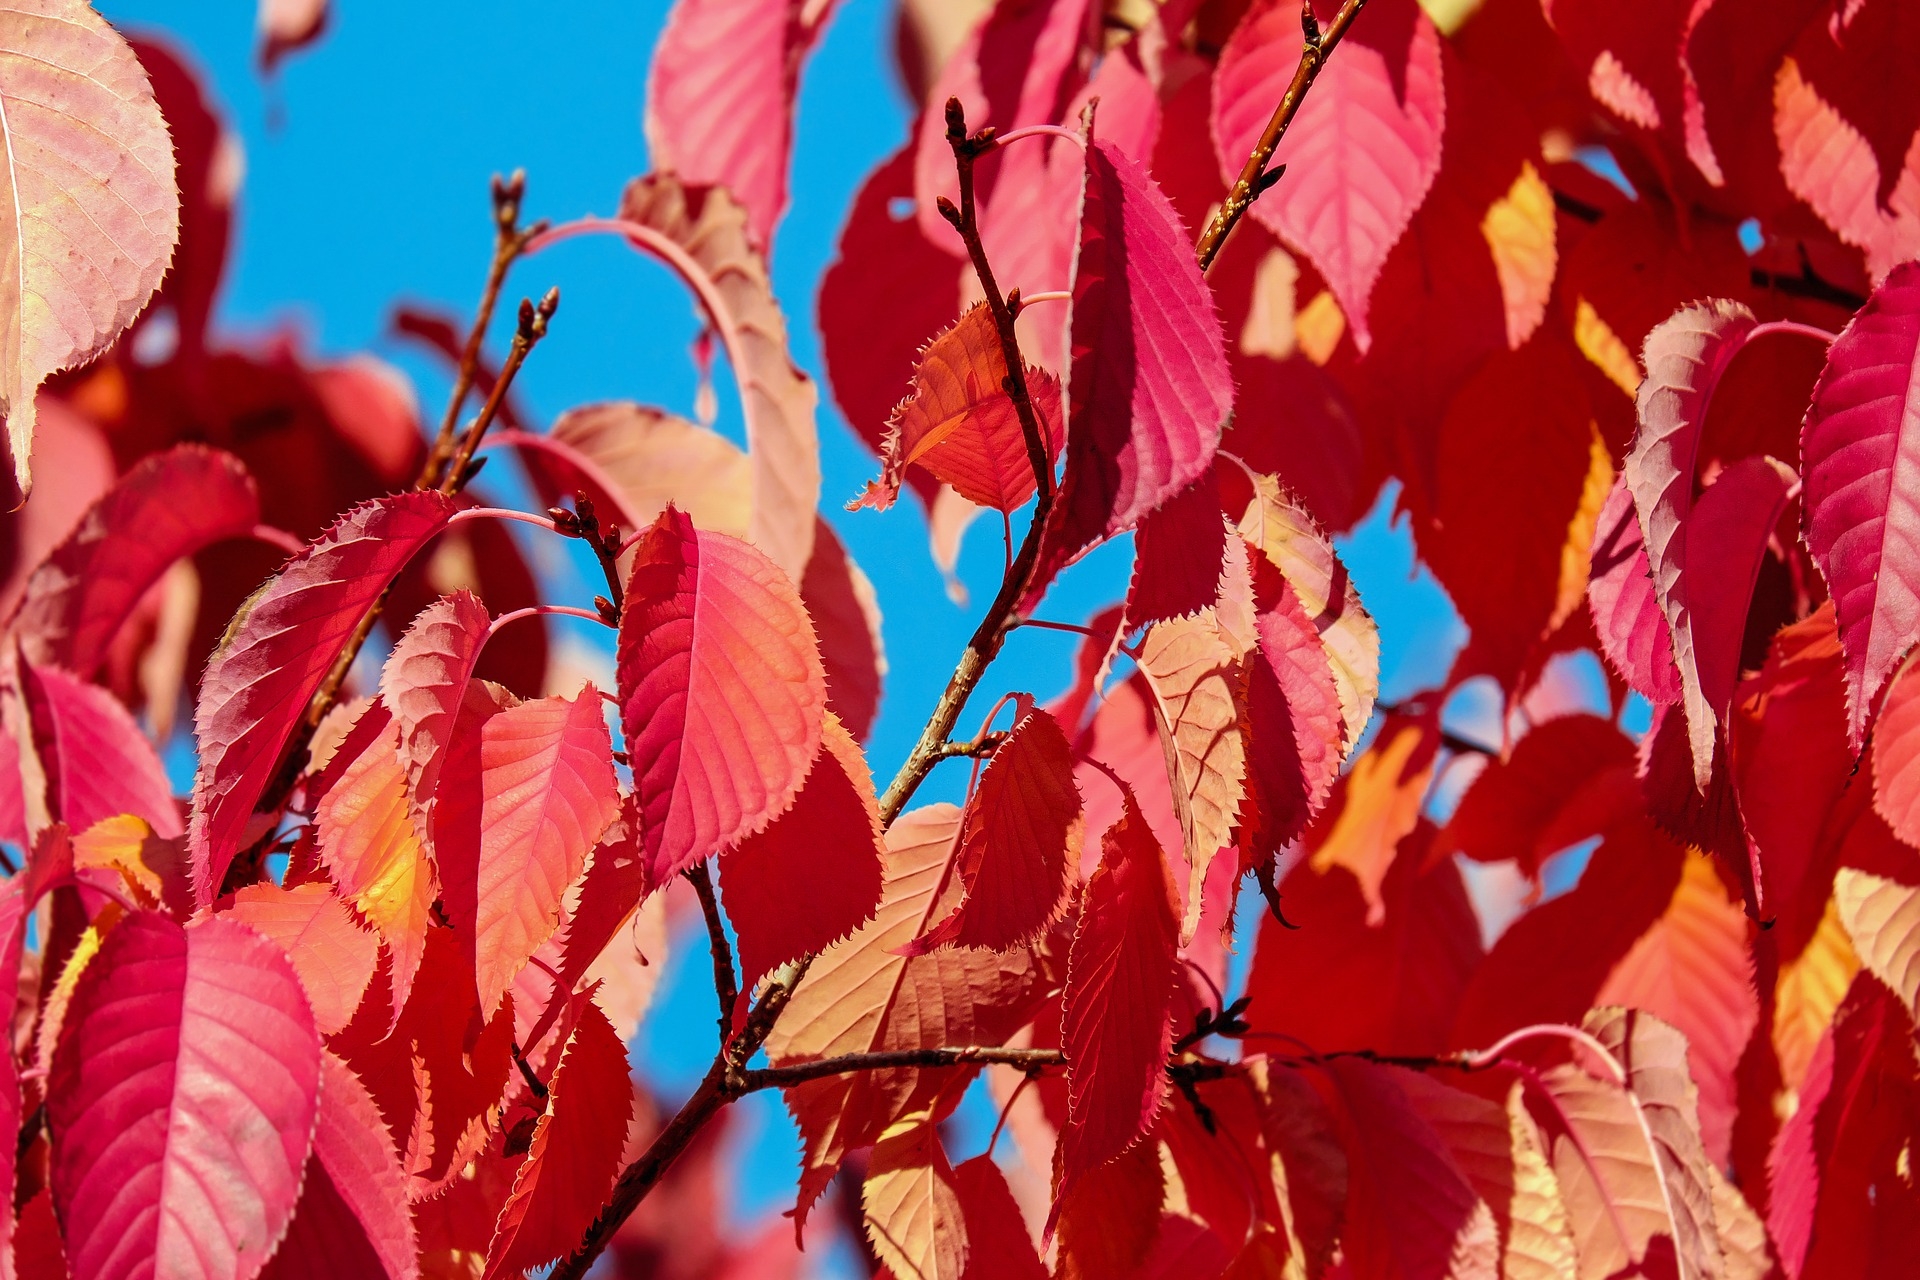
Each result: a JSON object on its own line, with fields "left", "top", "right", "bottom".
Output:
{"left": 438, "top": 289, "right": 559, "bottom": 497}
{"left": 736, "top": 1046, "right": 1063, "bottom": 1093}
{"left": 1195, "top": 0, "right": 1370, "bottom": 272}
{"left": 684, "top": 861, "right": 738, "bottom": 1054}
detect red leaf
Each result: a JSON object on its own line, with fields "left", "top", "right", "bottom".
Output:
{"left": 190, "top": 491, "right": 454, "bottom": 903}
{"left": 225, "top": 881, "right": 378, "bottom": 1036}
{"left": 1126, "top": 470, "right": 1229, "bottom": 630}
{"left": 906, "top": 697, "right": 1080, "bottom": 953}
{"left": 1057, "top": 788, "right": 1181, "bottom": 1208}
{"left": 49, "top": 913, "right": 322, "bottom": 1280}
{"left": 483, "top": 994, "right": 631, "bottom": 1279}
{"left": 1239, "top": 550, "right": 1345, "bottom": 857}
{"left": 131, "top": 37, "right": 233, "bottom": 358}
{"left": 1324, "top": 1059, "right": 1501, "bottom": 1280}
{"left": 644, "top": 0, "right": 834, "bottom": 254}
{"left": 1033, "top": 138, "right": 1233, "bottom": 598}
{"left": 719, "top": 711, "right": 885, "bottom": 994}
{"left": 853, "top": 302, "right": 1065, "bottom": 514}
{"left": 17, "top": 657, "right": 181, "bottom": 838}
{"left": 801, "top": 519, "right": 886, "bottom": 743}
{"left": 1213, "top": 0, "right": 1445, "bottom": 351}
{"left": 380, "top": 590, "right": 491, "bottom": 838}
{"left": 1588, "top": 475, "right": 1683, "bottom": 705}
{"left": 953, "top": 1155, "right": 1046, "bottom": 1280}
{"left": 617, "top": 507, "right": 826, "bottom": 885}
{"left": 8, "top": 446, "right": 260, "bottom": 677}
{"left": 1800, "top": 259, "right": 1920, "bottom": 747}
{"left": 1873, "top": 648, "right": 1920, "bottom": 847}
{"left": 260, "top": 1053, "right": 418, "bottom": 1280}
{"left": 437, "top": 686, "right": 620, "bottom": 1018}
{"left": 1434, "top": 714, "right": 1638, "bottom": 879}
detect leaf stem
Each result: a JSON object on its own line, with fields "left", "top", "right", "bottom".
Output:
{"left": 1195, "top": 0, "right": 1371, "bottom": 272}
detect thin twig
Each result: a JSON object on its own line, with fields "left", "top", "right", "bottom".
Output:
{"left": 1194, "top": 0, "right": 1370, "bottom": 272}
{"left": 735, "top": 1045, "right": 1064, "bottom": 1092}
{"left": 685, "top": 862, "right": 738, "bottom": 1053}
{"left": 440, "top": 289, "right": 560, "bottom": 497}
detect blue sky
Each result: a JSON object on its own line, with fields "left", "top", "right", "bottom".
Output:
{"left": 97, "top": 0, "right": 1463, "bottom": 1264}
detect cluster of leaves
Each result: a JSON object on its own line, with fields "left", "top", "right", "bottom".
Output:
{"left": 1, "top": 0, "right": 1919, "bottom": 1276}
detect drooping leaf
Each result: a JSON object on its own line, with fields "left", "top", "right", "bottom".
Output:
{"left": 436, "top": 687, "right": 620, "bottom": 1017}
{"left": 952, "top": 1154, "right": 1046, "bottom": 1280}
{"left": 16, "top": 656, "right": 181, "bottom": 838}
{"left": 1057, "top": 789, "right": 1181, "bottom": 1207}
{"left": 1323, "top": 1059, "right": 1502, "bottom": 1280}
{"left": 379, "top": 589, "right": 491, "bottom": 838}
{"left": 618, "top": 506, "right": 826, "bottom": 885}
{"left": 1237, "top": 472, "right": 1379, "bottom": 751}
{"left": 766, "top": 803, "right": 1045, "bottom": 1223}
{"left": 483, "top": 993, "right": 631, "bottom": 1279}
{"left": 1213, "top": 0, "right": 1446, "bottom": 351}
{"left": 1800, "top": 260, "right": 1920, "bottom": 747}
{"left": 800, "top": 518, "right": 886, "bottom": 743}
{"left": 0, "top": 0, "right": 180, "bottom": 504}
{"left": 1238, "top": 549, "right": 1345, "bottom": 858}
{"left": 1587, "top": 475, "right": 1683, "bottom": 705}
{"left": 190, "top": 491, "right": 454, "bottom": 902}
{"left": 1034, "top": 138, "right": 1233, "bottom": 596}
{"left": 225, "top": 880, "right": 378, "bottom": 1036}
{"left": 519, "top": 401, "right": 751, "bottom": 540}
{"left": 1435, "top": 714, "right": 1638, "bottom": 879}
{"left": 861, "top": 1115, "right": 967, "bottom": 1280}
{"left": 611, "top": 175, "right": 822, "bottom": 582}
{"left": 49, "top": 913, "right": 322, "bottom": 1280}
{"left": 8, "top": 446, "right": 260, "bottom": 676}
{"left": 719, "top": 710, "right": 884, "bottom": 994}
{"left": 313, "top": 705, "right": 437, "bottom": 1018}
{"left": 1126, "top": 471, "right": 1230, "bottom": 631}
{"left": 644, "top": 0, "right": 836, "bottom": 254}
{"left": 1135, "top": 611, "right": 1246, "bottom": 938}
{"left": 906, "top": 696, "right": 1080, "bottom": 954}
{"left": 260, "top": 1053, "right": 419, "bottom": 1280}
{"left": 854, "top": 302, "right": 1065, "bottom": 514}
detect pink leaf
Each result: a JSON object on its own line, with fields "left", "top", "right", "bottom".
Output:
{"left": 0, "top": 0, "right": 180, "bottom": 505}
{"left": 1213, "top": 0, "right": 1445, "bottom": 351}
{"left": 1056, "top": 788, "right": 1182, "bottom": 1213}
{"left": 1588, "top": 475, "right": 1683, "bottom": 705}
{"left": 802, "top": 519, "right": 886, "bottom": 743}
{"left": 719, "top": 711, "right": 885, "bottom": 994}
{"left": 906, "top": 696, "right": 1081, "bottom": 954}
{"left": 1126, "top": 471, "right": 1228, "bottom": 630}
{"left": 260, "top": 1054, "right": 418, "bottom": 1280}
{"left": 8, "top": 446, "right": 261, "bottom": 677}
{"left": 483, "top": 994, "right": 631, "bottom": 1279}
{"left": 1036, "top": 139, "right": 1233, "bottom": 597}
{"left": 256, "top": 0, "right": 328, "bottom": 75}
{"left": 1801, "top": 260, "right": 1920, "bottom": 748}
{"left": 1239, "top": 551, "right": 1345, "bottom": 857}
{"left": 618, "top": 507, "right": 826, "bottom": 885}
{"left": 644, "top": 0, "right": 836, "bottom": 253}
{"left": 379, "top": 590, "right": 492, "bottom": 837}
{"left": 438, "top": 687, "right": 621, "bottom": 1018}
{"left": 190, "top": 492, "right": 454, "bottom": 904}
{"left": 1628, "top": 299, "right": 1769, "bottom": 785}
{"left": 1873, "top": 650, "right": 1920, "bottom": 847}
{"left": 17, "top": 658, "right": 181, "bottom": 838}
{"left": 49, "top": 913, "right": 322, "bottom": 1280}
{"left": 224, "top": 881, "right": 379, "bottom": 1036}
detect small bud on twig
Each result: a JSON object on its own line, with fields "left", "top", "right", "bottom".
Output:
{"left": 944, "top": 96, "right": 967, "bottom": 143}
{"left": 1301, "top": 0, "right": 1321, "bottom": 46}
{"left": 459, "top": 455, "right": 488, "bottom": 486}
{"left": 538, "top": 286, "right": 561, "bottom": 320}
{"left": 1255, "top": 163, "right": 1288, "bottom": 195}
{"left": 935, "top": 196, "right": 963, "bottom": 230}
{"left": 594, "top": 596, "right": 619, "bottom": 626}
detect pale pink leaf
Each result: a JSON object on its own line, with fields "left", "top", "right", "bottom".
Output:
{"left": 190, "top": 491, "right": 454, "bottom": 903}
{"left": 1801, "top": 259, "right": 1920, "bottom": 747}
{"left": 0, "top": 0, "right": 180, "bottom": 504}
{"left": 8, "top": 446, "right": 260, "bottom": 676}
{"left": 644, "top": 0, "right": 836, "bottom": 253}
{"left": 1587, "top": 475, "right": 1683, "bottom": 705}
{"left": 1213, "top": 0, "right": 1445, "bottom": 351}
{"left": 618, "top": 507, "right": 826, "bottom": 884}
{"left": 1773, "top": 57, "right": 1920, "bottom": 285}
{"left": 48, "top": 913, "right": 322, "bottom": 1280}
{"left": 225, "top": 881, "right": 379, "bottom": 1036}
{"left": 379, "top": 590, "right": 491, "bottom": 836}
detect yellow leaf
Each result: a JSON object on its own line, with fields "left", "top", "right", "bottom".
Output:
{"left": 1573, "top": 297, "right": 1641, "bottom": 398}
{"left": 1834, "top": 867, "right": 1920, "bottom": 1023}
{"left": 1773, "top": 895, "right": 1859, "bottom": 1091}
{"left": 1295, "top": 291, "right": 1347, "bottom": 367}
{"left": 863, "top": 1115, "right": 968, "bottom": 1280}
{"left": 1553, "top": 426, "right": 1616, "bottom": 634}
{"left": 1240, "top": 247, "right": 1300, "bottom": 361}
{"left": 1310, "top": 721, "right": 1434, "bottom": 921}
{"left": 1482, "top": 161, "right": 1558, "bottom": 350}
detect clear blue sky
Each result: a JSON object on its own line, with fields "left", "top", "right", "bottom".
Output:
{"left": 98, "top": 0, "right": 1461, "bottom": 1265}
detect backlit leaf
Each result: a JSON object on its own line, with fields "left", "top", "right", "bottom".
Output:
{"left": 17, "top": 656, "right": 180, "bottom": 838}
{"left": 1434, "top": 714, "right": 1637, "bottom": 880}
{"left": 379, "top": 590, "right": 491, "bottom": 839}
{"left": 0, "top": 0, "right": 180, "bottom": 504}
{"left": 1833, "top": 867, "right": 1920, "bottom": 1022}
{"left": 190, "top": 491, "right": 454, "bottom": 902}
{"left": 49, "top": 913, "right": 322, "bottom": 1280}
{"left": 225, "top": 880, "right": 378, "bottom": 1036}
{"left": 862, "top": 1115, "right": 967, "bottom": 1280}
{"left": 617, "top": 506, "right": 826, "bottom": 884}
{"left": 1587, "top": 475, "right": 1682, "bottom": 705}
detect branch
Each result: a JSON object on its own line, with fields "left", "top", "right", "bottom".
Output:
{"left": 1194, "top": 0, "right": 1370, "bottom": 272}
{"left": 735, "top": 1045, "right": 1063, "bottom": 1093}
{"left": 684, "top": 862, "right": 738, "bottom": 1054}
